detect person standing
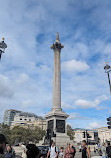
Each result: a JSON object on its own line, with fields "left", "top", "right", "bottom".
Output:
{"left": 20, "top": 144, "right": 27, "bottom": 158}
{"left": 5, "top": 145, "right": 15, "bottom": 158}
{"left": 59, "top": 147, "right": 64, "bottom": 158}
{"left": 106, "top": 141, "right": 111, "bottom": 158}
{"left": 101, "top": 143, "right": 107, "bottom": 158}
{"left": 47, "top": 141, "right": 58, "bottom": 158}
{"left": 79, "top": 145, "right": 82, "bottom": 152}
{"left": 0, "top": 134, "right": 7, "bottom": 158}
{"left": 95, "top": 144, "right": 98, "bottom": 153}
{"left": 64, "top": 143, "right": 74, "bottom": 158}
{"left": 82, "top": 140, "right": 91, "bottom": 158}
{"left": 71, "top": 145, "right": 76, "bottom": 158}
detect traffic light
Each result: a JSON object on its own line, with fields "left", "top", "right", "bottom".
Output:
{"left": 83, "top": 132, "right": 85, "bottom": 138}
{"left": 107, "top": 117, "right": 111, "bottom": 129}
{"left": 86, "top": 133, "right": 91, "bottom": 138}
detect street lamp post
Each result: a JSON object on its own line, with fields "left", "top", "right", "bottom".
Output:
{"left": 104, "top": 62, "right": 111, "bottom": 94}
{"left": 0, "top": 38, "right": 7, "bottom": 60}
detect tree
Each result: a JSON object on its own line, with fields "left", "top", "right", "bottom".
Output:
{"left": 10, "top": 126, "right": 45, "bottom": 145}
{"left": 1, "top": 124, "right": 11, "bottom": 143}
{"left": 1, "top": 124, "right": 45, "bottom": 145}
{"left": 67, "top": 124, "right": 72, "bottom": 130}
{"left": 67, "top": 124, "right": 74, "bottom": 140}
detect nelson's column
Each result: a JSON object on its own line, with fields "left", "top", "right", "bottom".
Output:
{"left": 45, "top": 32, "right": 73, "bottom": 147}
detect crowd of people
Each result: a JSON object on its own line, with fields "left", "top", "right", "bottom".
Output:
{"left": 0, "top": 133, "right": 111, "bottom": 158}
{"left": 47, "top": 140, "right": 111, "bottom": 158}
{"left": 46, "top": 140, "right": 90, "bottom": 158}
{"left": 94, "top": 142, "right": 111, "bottom": 158}
{"left": 0, "top": 134, "right": 39, "bottom": 158}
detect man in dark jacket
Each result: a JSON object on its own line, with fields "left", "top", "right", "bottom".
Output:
{"left": 0, "top": 134, "right": 7, "bottom": 158}
{"left": 106, "top": 141, "right": 111, "bottom": 158}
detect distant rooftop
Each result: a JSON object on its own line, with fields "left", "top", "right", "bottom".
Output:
{"left": 6, "top": 109, "right": 21, "bottom": 112}
{"left": 5, "top": 109, "right": 44, "bottom": 120}
{"left": 74, "top": 128, "right": 97, "bottom": 132}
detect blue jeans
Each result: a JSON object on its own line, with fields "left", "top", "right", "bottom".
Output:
{"left": 102, "top": 156, "right": 107, "bottom": 158}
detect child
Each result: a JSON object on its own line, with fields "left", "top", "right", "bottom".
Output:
{"left": 59, "top": 147, "right": 64, "bottom": 158}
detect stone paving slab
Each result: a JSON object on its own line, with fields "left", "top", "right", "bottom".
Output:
{"left": 92, "top": 156, "right": 102, "bottom": 158}
{"left": 75, "top": 151, "right": 100, "bottom": 158}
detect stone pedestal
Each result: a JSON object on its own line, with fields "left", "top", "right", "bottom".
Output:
{"left": 52, "top": 133, "right": 74, "bottom": 149}
{"left": 45, "top": 110, "right": 72, "bottom": 148}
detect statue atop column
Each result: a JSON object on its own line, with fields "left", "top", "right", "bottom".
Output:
{"left": 51, "top": 32, "right": 64, "bottom": 51}
{"left": 55, "top": 32, "right": 60, "bottom": 43}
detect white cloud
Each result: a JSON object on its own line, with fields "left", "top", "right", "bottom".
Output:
{"left": 0, "top": 74, "right": 14, "bottom": 98}
{"left": 87, "top": 122, "right": 103, "bottom": 129}
{"left": 62, "top": 102, "right": 76, "bottom": 109}
{"left": 15, "top": 73, "right": 29, "bottom": 84}
{"left": 21, "top": 99, "right": 34, "bottom": 108}
{"left": 75, "top": 99, "right": 100, "bottom": 109}
{"left": 68, "top": 113, "right": 90, "bottom": 120}
{"left": 75, "top": 95, "right": 108, "bottom": 110}
{"left": 62, "top": 59, "right": 89, "bottom": 72}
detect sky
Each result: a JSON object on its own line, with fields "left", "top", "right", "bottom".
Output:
{"left": 0, "top": 0, "right": 111, "bottom": 129}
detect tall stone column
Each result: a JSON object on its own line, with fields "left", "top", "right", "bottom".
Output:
{"left": 51, "top": 32, "right": 64, "bottom": 110}
{"left": 44, "top": 33, "right": 72, "bottom": 149}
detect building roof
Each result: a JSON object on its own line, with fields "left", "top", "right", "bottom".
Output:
{"left": 5, "top": 109, "right": 44, "bottom": 120}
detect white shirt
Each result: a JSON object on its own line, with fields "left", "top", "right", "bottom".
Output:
{"left": 22, "top": 152, "right": 27, "bottom": 158}
{"left": 101, "top": 146, "right": 106, "bottom": 157}
{"left": 49, "top": 146, "right": 58, "bottom": 158}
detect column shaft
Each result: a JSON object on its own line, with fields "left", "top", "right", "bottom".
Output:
{"left": 52, "top": 50, "right": 61, "bottom": 110}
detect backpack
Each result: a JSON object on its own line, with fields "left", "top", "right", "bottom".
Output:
{"left": 11, "top": 149, "right": 15, "bottom": 158}
{"left": 72, "top": 146, "right": 76, "bottom": 157}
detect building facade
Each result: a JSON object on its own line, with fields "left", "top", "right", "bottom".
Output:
{"left": 11, "top": 119, "right": 46, "bottom": 130}
{"left": 11, "top": 112, "right": 38, "bottom": 125}
{"left": 3, "top": 109, "right": 21, "bottom": 126}
{"left": 97, "top": 127, "right": 111, "bottom": 143}
{"left": 74, "top": 129, "right": 97, "bottom": 143}
{"left": 3, "top": 109, "right": 46, "bottom": 131}
{"left": 11, "top": 112, "right": 46, "bottom": 130}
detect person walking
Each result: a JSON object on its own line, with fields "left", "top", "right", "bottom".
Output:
{"left": 101, "top": 143, "right": 107, "bottom": 158}
{"left": 82, "top": 140, "right": 91, "bottom": 158}
{"left": 5, "top": 145, "right": 15, "bottom": 158}
{"left": 64, "top": 143, "right": 74, "bottom": 158}
{"left": 47, "top": 141, "right": 58, "bottom": 158}
{"left": 106, "top": 141, "right": 111, "bottom": 158}
{"left": 0, "top": 134, "right": 7, "bottom": 158}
